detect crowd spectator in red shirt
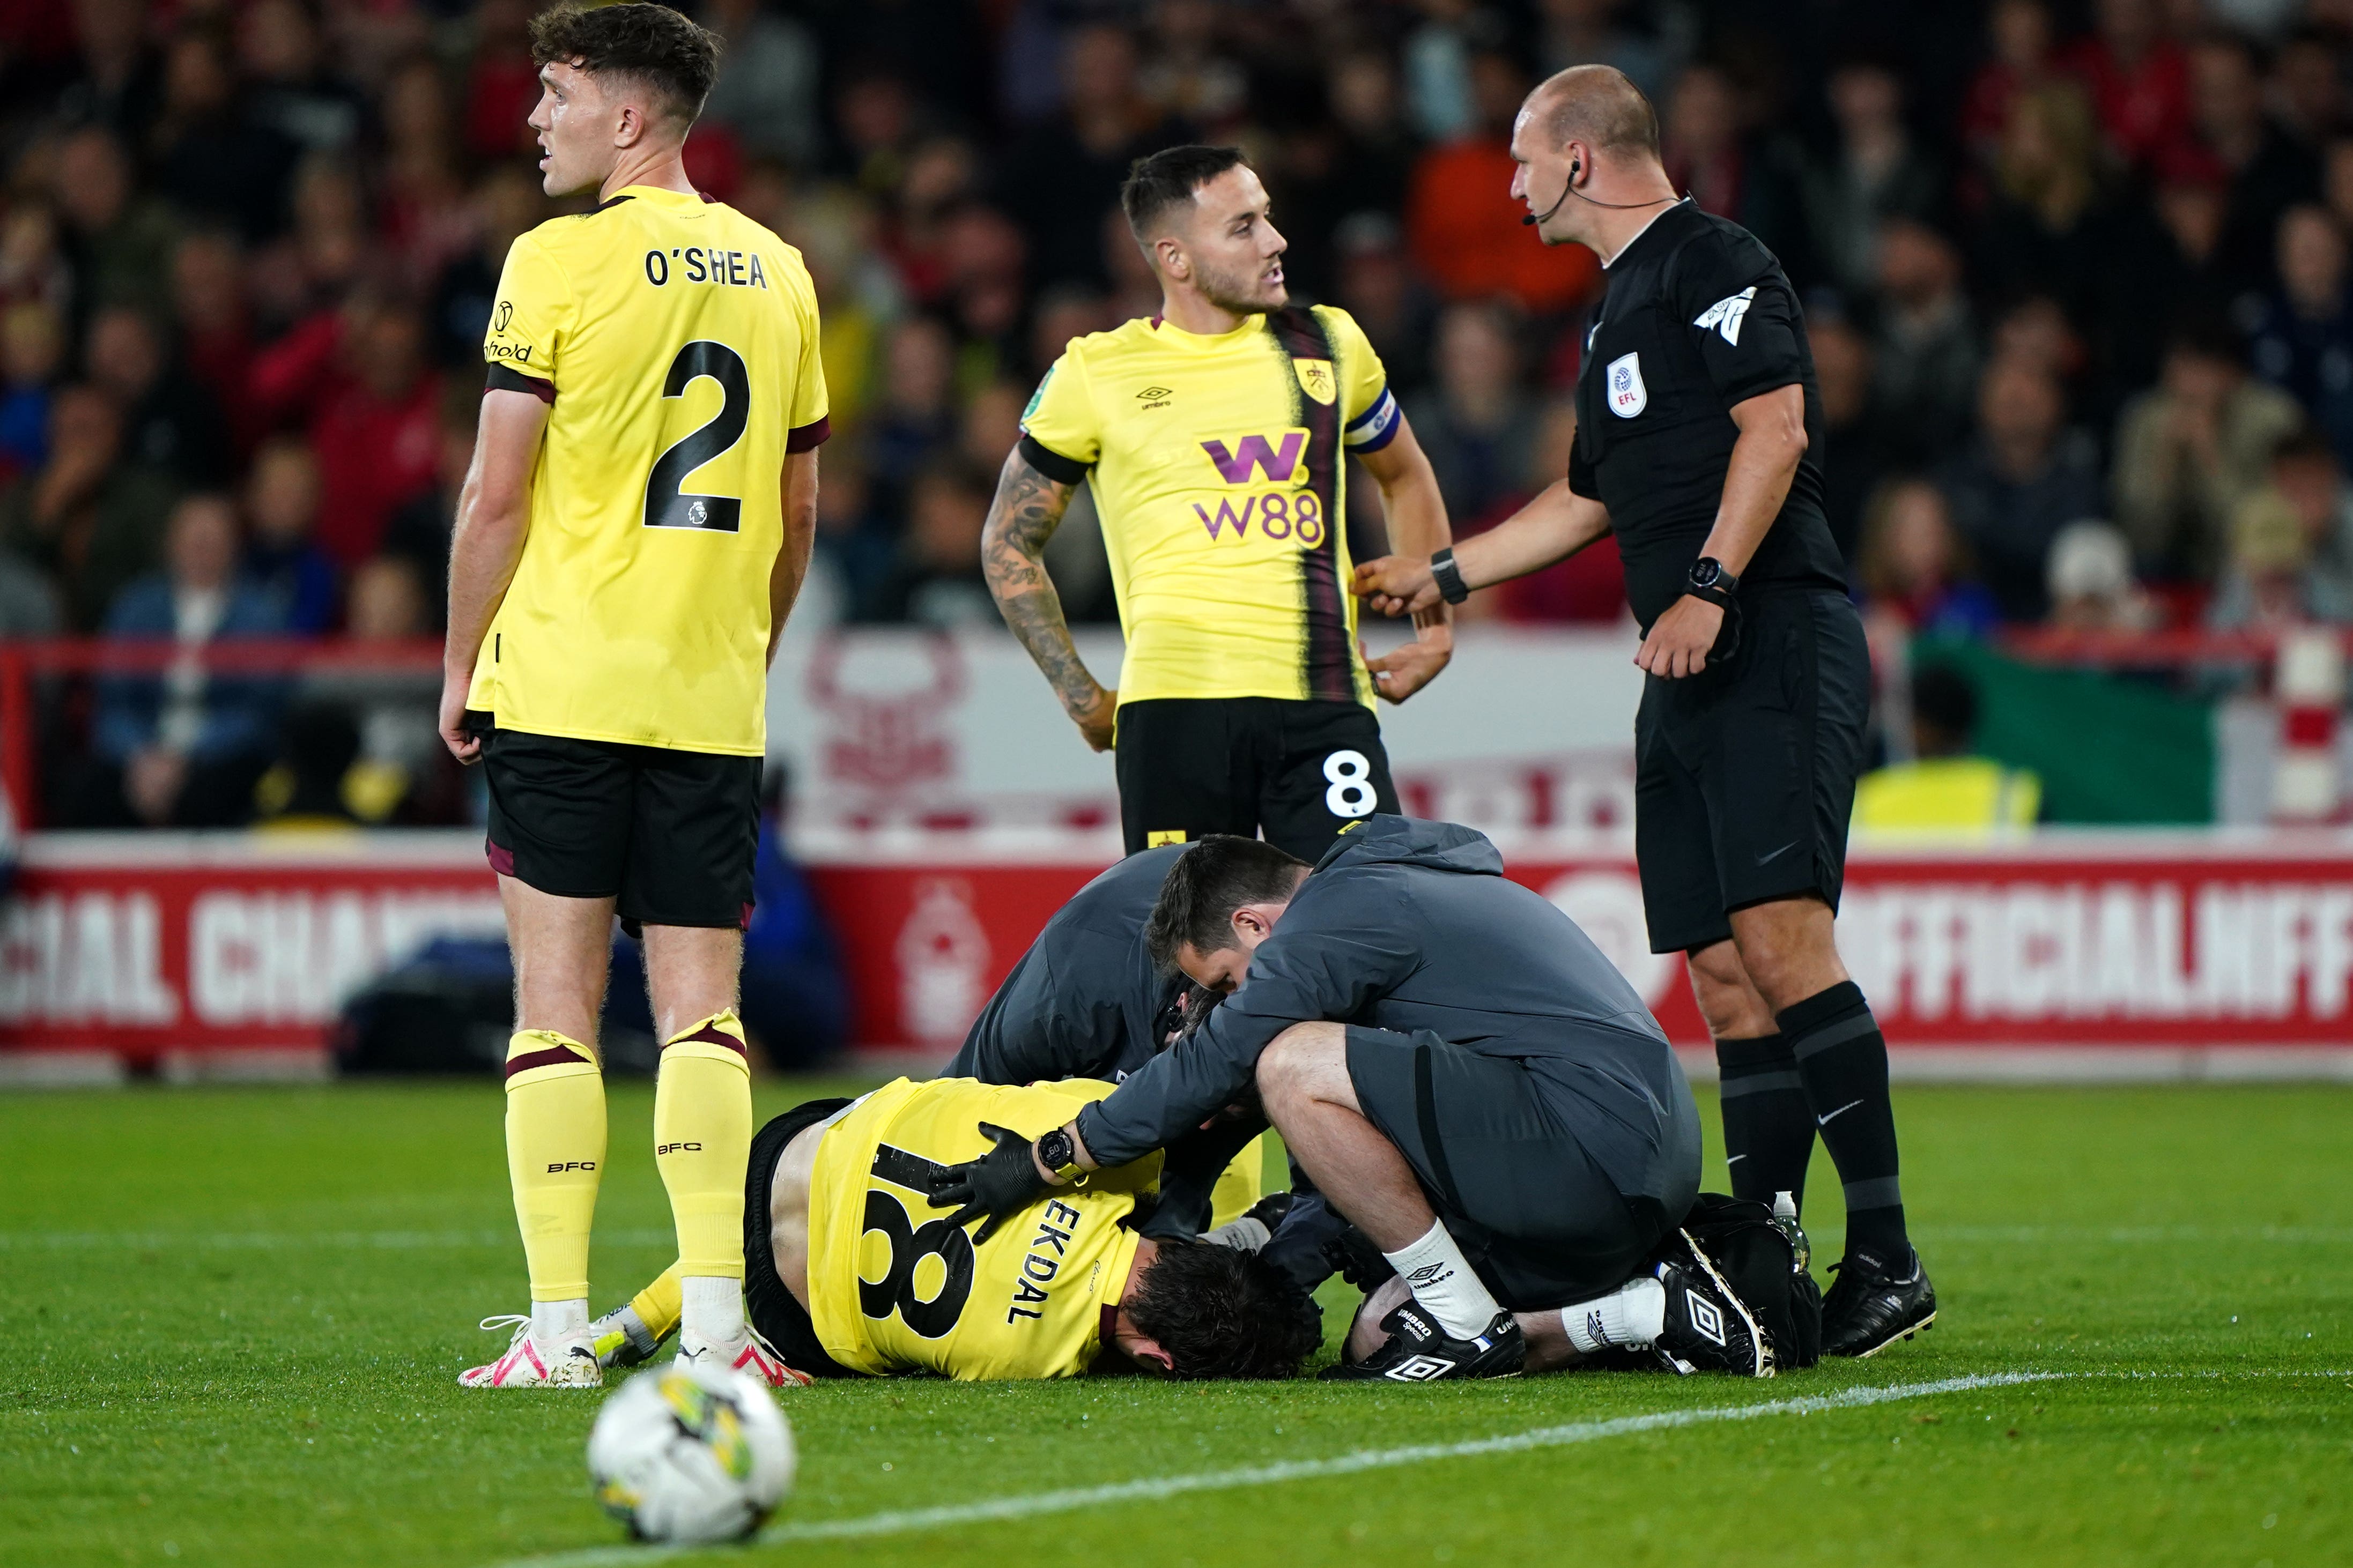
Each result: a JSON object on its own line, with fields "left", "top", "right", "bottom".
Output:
{"left": 250, "top": 293, "right": 439, "bottom": 570}
{"left": 2060, "top": 0, "right": 2193, "bottom": 170}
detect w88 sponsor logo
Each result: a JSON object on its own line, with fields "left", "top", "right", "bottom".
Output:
{"left": 1189, "top": 428, "right": 1327, "bottom": 547}
{"left": 1189, "top": 488, "right": 1327, "bottom": 547}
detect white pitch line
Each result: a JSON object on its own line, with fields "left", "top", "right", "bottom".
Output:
{"left": 493, "top": 1371, "right": 2067, "bottom": 1568}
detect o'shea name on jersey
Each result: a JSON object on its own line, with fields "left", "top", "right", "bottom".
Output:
{"left": 468, "top": 184, "right": 828, "bottom": 758}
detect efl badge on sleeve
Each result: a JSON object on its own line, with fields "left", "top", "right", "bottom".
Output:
{"left": 1294, "top": 358, "right": 1336, "bottom": 405}
{"left": 1607, "top": 352, "right": 1647, "bottom": 419}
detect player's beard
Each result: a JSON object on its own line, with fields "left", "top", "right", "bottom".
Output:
{"left": 1196, "top": 256, "right": 1288, "bottom": 317}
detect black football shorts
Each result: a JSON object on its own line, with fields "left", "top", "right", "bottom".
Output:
{"left": 1632, "top": 590, "right": 1871, "bottom": 954}
{"left": 476, "top": 719, "right": 761, "bottom": 930}
{"left": 1113, "top": 696, "right": 1399, "bottom": 865}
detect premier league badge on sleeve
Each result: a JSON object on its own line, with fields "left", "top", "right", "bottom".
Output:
{"left": 1606, "top": 351, "right": 1647, "bottom": 418}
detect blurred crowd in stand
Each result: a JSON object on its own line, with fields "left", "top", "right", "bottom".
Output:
{"left": 4, "top": 1, "right": 2353, "bottom": 829}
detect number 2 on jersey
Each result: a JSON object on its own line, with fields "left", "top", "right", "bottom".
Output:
{"left": 643, "top": 340, "right": 749, "bottom": 532}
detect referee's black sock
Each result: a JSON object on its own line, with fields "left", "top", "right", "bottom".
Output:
{"left": 1712, "top": 1033, "right": 1812, "bottom": 1210}
{"left": 1777, "top": 980, "right": 1908, "bottom": 1262}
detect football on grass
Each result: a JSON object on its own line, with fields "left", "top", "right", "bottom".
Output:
{"left": 587, "top": 1363, "right": 795, "bottom": 1544}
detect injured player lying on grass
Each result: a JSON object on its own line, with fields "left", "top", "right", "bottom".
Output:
{"left": 583, "top": 1074, "right": 1320, "bottom": 1384}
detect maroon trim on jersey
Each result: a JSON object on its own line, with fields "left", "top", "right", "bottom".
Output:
{"left": 1265, "top": 307, "right": 1355, "bottom": 703}
{"left": 1100, "top": 1302, "right": 1121, "bottom": 1353}
{"left": 785, "top": 415, "right": 831, "bottom": 453}
{"left": 487, "top": 365, "right": 554, "bottom": 403}
{"left": 485, "top": 836, "right": 516, "bottom": 877}
{"left": 505, "top": 1041, "right": 591, "bottom": 1078}
{"left": 664, "top": 1021, "right": 747, "bottom": 1056}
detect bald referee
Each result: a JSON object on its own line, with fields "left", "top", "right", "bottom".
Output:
{"left": 1355, "top": 65, "right": 1933, "bottom": 1359}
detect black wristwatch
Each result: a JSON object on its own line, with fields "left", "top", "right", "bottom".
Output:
{"left": 1429, "top": 547, "right": 1471, "bottom": 605}
{"left": 1686, "top": 556, "right": 1740, "bottom": 608}
{"left": 1036, "top": 1127, "right": 1088, "bottom": 1186}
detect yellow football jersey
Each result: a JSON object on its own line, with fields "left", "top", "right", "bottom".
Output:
{"left": 806, "top": 1078, "right": 1161, "bottom": 1381}
{"left": 469, "top": 184, "right": 828, "bottom": 755}
{"left": 1018, "top": 306, "right": 1401, "bottom": 709}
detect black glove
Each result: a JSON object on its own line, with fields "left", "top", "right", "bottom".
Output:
{"left": 925, "top": 1122, "right": 1050, "bottom": 1243}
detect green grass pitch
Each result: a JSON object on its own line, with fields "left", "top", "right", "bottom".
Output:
{"left": 2, "top": 1079, "right": 2347, "bottom": 1568}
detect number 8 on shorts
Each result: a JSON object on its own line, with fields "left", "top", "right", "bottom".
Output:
{"left": 1324, "top": 749, "right": 1378, "bottom": 818}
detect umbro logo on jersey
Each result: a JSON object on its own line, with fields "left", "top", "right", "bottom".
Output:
{"left": 1685, "top": 1290, "right": 1728, "bottom": 1346}
{"left": 1136, "top": 385, "right": 1172, "bottom": 400}
{"left": 1693, "top": 287, "right": 1757, "bottom": 346}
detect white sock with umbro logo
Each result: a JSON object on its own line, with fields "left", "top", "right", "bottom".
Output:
{"left": 1381, "top": 1220, "right": 1504, "bottom": 1339}
{"left": 1561, "top": 1276, "right": 1667, "bottom": 1354}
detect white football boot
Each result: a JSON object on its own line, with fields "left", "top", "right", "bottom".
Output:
{"left": 677, "top": 1326, "right": 812, "bottom": 1391}
{"left": 458, "top": 1314, "right": 602, "bottom": 1389}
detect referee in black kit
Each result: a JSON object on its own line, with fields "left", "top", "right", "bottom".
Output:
{"left": 1355, "top": 64, "right": 1933, "bottom": 1358}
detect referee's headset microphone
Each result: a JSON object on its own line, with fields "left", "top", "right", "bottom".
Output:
{"left": 1523, "top": 156, "right": 1682, "bottom": 223}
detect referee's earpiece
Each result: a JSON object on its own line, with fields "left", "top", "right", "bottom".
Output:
{"left": 1570, "top": 158, "right": 1581, "bottom": 182}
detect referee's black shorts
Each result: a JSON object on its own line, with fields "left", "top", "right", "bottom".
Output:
{"left": 1633, "top": 589, "right": 1870, "bottom": 955}
{"left": 1113, "top": 696, "right": 1398, "bottom": 865}
{"left": 475, "top": 719, "right": 761, "bottom": 930}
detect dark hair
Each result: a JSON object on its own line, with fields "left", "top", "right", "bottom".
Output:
{"left": 1911, "top": 662, "right": 1979, "bottom": 744}
{"left": 2165, "top": 310, "right": 2244, "bottom": 368}
{"left": 2273, "top": 425, "right": 2339, "bottom": 469}
{"left": 1123, "top": 1240, "right": 1323, "bottom": 1379}
{"left": 529, "top": 3, "right": 721, "bottom": 128}
{"left": 1143, "top": 835, "right": 1310, "bottom": 970}
{"left": 1120, "top": 145, "right": 1251, "bottom": 242}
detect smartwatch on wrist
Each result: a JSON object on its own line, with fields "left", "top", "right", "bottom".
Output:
{"left": 1429, "top": 547, "right": 1471, "bottom": 606}
{"left": 1036, "top": 1128, "right": 1088, "bottom": 1186}
{"left": 1686, "top": 556, "right": 1740, "bottom": 609}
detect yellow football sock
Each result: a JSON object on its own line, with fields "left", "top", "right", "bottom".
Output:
{"left": 654, "top": 1009, "right": 752, "bottom": 1280}
{"left": 502, "top": 1029, "right": 606, "bottom": 1303}
{"left": 632, "top": 1262, "right": 685, "bottom": 1344}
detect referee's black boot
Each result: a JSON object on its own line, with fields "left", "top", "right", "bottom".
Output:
{"left": 1821, "top": 1247, "right": 1937, "bottom": 1357}
{"left": 1319, "top": 1302, "right": 1523, "bottom": 1382}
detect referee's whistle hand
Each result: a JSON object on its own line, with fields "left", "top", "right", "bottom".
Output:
{"left": 1351, "top": 556, "right": 1438, "bottom": 617}
{"left": 439, "top": 669, "right": 483, "bottom": 765}
{"left": 1634, "top": 596, "right": 1724, "bottom": 680}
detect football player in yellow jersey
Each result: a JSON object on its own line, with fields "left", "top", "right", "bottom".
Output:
{"left": 984, "top": 145, "right": 1456, "bottom": 864}
{"left": 438, "top": 5, "right": 828, "bottom": 1393}
{"left": 588, "top": 1079, "right": 1317, "bottom": 1383}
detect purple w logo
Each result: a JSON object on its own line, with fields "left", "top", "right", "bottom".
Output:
{"left": 1200, "top": 431, "right": 1305, "bottom": 484}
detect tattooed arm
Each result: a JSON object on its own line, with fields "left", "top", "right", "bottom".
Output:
{"left": 981, "top": 446, "right": 1117, "bottom": 751}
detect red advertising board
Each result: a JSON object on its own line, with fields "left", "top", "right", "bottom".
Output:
{"left": 9, "top": 828, "right": 2353, "bottom": 1076}
{"left": 800, "top": 829, "right": 2353, "bottom": 1072}
{"left": 0, "top": 833, "right": 500, "bottom": 1067}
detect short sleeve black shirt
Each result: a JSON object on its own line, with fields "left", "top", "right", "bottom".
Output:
{"left": 1570, "top": 199, "right": 1847, "bottom": 629}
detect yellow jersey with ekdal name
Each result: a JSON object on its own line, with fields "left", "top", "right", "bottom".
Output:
{"left": 806, "top": 1077, "right": 1160, "bottom": 1381}
{"left": 1018, "top": 305, "right": 1402, "bottom": 709}
{"left": 468, "top": 184, "right": 828, "bottom": 755}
